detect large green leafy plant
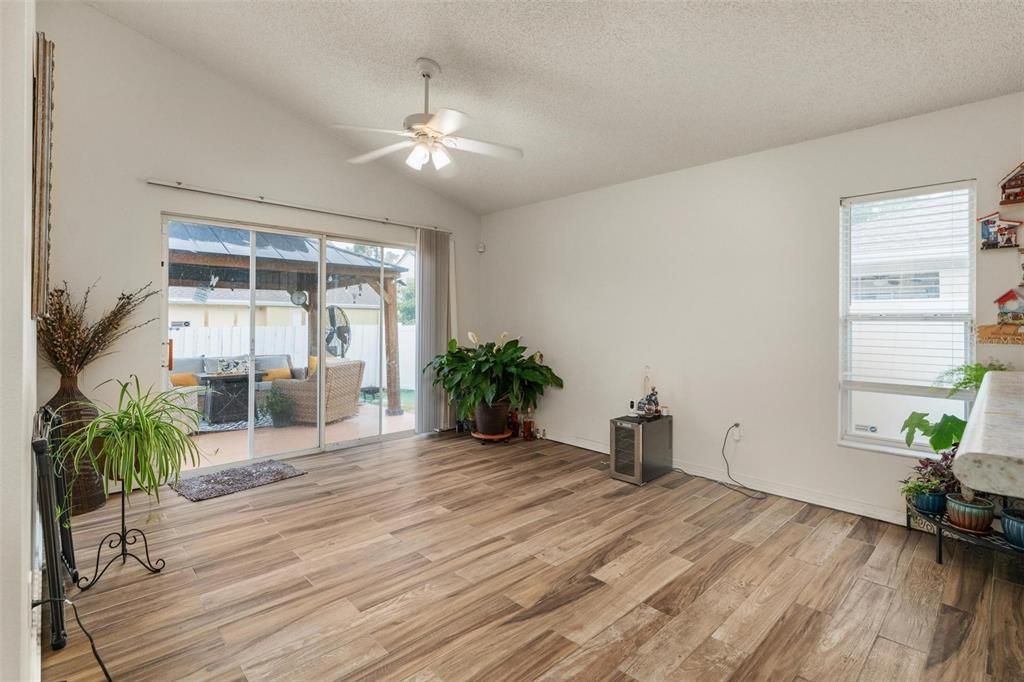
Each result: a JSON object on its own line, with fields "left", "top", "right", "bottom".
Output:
{"left": 426, "top": 336, "right": 563, "bottom": 419}
{"left": 900, "top": 362, "right": 1008, "bottom": 453}
{"left": 60, "top": 376, "right": 202, "bottom": 502}
{"left": 900, "top": 412, "right": 967, "bottom": 452}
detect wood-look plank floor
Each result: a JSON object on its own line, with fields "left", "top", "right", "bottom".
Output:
{"left": 42, "top": 434, "right": 1024, "bottom": 681}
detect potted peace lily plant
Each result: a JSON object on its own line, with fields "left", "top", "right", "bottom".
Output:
{"left": 426, "top": 333, "right": 563, "bottom": 436}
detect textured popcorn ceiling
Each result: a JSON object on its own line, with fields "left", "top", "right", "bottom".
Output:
{"left": 88, "top": 1, "right": 1024, "bottom": 215}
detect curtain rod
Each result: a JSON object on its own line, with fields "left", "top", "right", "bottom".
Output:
{"left": 145, "top": 178, "right": 450, "bottom": 233}
{"left": 839, "top": 178, "right": 975, "bottom": 202}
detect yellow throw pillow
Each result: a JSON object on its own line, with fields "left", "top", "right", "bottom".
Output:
{"left": 170, "top": 372, "right": 198, "bottom": 387}
{"left": 263, "top": 367, "right": 292, "bottom": 382}
{"left": 308, "top": 356, "right": 318, "bottom": 375}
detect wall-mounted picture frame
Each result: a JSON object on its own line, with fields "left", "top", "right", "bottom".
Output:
{"left": 32, "top": 32, "right": 55, "bottom": 319}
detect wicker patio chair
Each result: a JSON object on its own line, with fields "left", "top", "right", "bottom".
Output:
{"left": 273, "top": 358, "right": 365, "bottom": 424}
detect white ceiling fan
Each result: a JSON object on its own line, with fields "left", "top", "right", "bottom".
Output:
{"left": 333, "top": 57, "right": 523, "bottom": 172}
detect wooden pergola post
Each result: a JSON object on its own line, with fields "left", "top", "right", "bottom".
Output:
{"left": 305, "top": 282, "right": 318, "bottom": 361}
{"left": 382, "top": 277, "right": 402, "bottom": 416}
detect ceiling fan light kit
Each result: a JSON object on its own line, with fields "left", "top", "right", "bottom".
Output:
{"left": 335, "top": 57, "right": 523, "bottom": 172}
{"left": 406, "top": 142, "right": 431, "bottom": 170}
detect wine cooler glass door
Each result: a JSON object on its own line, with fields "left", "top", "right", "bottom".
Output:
{"left": 611, "top": 420, "right": 642, "bottom": 484}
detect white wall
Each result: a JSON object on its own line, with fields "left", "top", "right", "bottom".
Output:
{"left": 481, "top": 93, "right": 1024, "bottom": 523}
{"left": 36, "top": 0, "right": 481, "bottom": 406}
{"left": 0, "top": 1, "right": 39, "bottom": 678}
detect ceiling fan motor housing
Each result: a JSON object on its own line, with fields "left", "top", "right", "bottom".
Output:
{"left": 403, "top": 112, "right": 434, "bottom": 131}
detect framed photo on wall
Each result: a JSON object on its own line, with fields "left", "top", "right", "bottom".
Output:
{"left": 32, "top": 32, "right": 55, "bottom": 319}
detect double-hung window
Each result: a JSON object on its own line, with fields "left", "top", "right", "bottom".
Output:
{"left": 840, "top": 181, "right": 975, "bottom": 452}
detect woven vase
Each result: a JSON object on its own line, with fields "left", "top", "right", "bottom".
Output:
{"left": 45, "top": 374, "right": 107, "bottom": 514}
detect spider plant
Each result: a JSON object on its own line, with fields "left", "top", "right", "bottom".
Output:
{"left": 59, "top": 376, "right": 202, "bottom": 503}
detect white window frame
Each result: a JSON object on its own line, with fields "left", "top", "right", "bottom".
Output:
{"left": 838, "top": 180, "right": 976, "bottom": 456}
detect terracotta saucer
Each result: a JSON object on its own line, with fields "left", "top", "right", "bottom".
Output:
{"left": 946, "top": 521, "right": 992, "bottom": 536}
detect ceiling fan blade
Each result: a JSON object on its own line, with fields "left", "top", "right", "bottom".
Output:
{"left": 441, "top": 135, "right": 523, "bottom": 161}
{"left": 347, "top": 140, "right": 415, "bottom": 164}
{"left": 426, "top": 108, "right": 468, "bottom": 135}
{"left": 332, "top": 124, "right": 414, "bottom": 137}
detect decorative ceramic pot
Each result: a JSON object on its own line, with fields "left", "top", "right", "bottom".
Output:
{"left": 911, "top": 491, "right": 947, "bottom": 515}
{"left": 474, "top": 401, "right": 511, "bottom": 436}
{"left": 946, "top": 493, "right": 994, "bottom": 534}
{"left": 45, "top": 374, "right": 107, "bottom": 514}
{"left": 1002, "top": 509, "right": 1024, "bottom": 551}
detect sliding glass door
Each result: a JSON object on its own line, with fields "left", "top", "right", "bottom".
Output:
{"left": 252, "top": 231, "right": 320, "bottom": 459}
{"left": 166, "top": 217, "right": 415, "bottom": 470}
{"left": 167, "top": 221, "right": 256, "bottom": 468}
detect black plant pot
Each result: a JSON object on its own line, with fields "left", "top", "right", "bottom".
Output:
{"left": 271, "top": 414, "right": 293, "bottom": 428}
{"left": 474, "top": 401, "right": 510, "bottom": 436}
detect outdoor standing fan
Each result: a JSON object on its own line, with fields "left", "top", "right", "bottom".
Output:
{"left": 325, "top": 305, "right": 351, "bottom": 358}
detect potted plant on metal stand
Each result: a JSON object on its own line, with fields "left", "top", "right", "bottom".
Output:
{"left": 901, "top": 412, "right": 993, "bottom": 533}
{"left": 899, "top": 362, "right": 1007, "bottom": 534}
{"left": 425, "top": 333, "right": 563, "bottom": 440}
{"left": 59, "top": 376, "right": 202, "bottom": 589}
{"left": 899, "top": 450, "right": 958, "bottom": 515}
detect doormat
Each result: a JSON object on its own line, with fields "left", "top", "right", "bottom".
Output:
{"left": 170, "top": 460, "right": 305, "bottom": 502}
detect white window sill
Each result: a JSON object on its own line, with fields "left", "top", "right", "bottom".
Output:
{"left": 838, "top": 438, "right": 937, "bottom": 460}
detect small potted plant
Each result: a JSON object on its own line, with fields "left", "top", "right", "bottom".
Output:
{"left": 901, "top": 411, "right": 993, "bottom": 533}
{"left": 1001, "top": 508, "right": 1024, "bottom": 550}
{"left": 264, "top": 385, "right": 295, "bottom": 428}
{"left": 425, "top": 333, "right": 563, "bottom": 436}
{"left": 900, "top": 479, "right": 949, "bottom": 515}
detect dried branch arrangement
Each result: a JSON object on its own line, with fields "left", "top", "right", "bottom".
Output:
{"left": 37, "top": 281, "right": 159, "bottom": 376}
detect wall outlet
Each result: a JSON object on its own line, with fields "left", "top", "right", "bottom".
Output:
{"left": 733, "top": 423, "right": 742, "bottom": 441}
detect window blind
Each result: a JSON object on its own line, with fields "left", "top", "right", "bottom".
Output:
{"left": 841, "top": 184, "right": 974, "bottom": 390}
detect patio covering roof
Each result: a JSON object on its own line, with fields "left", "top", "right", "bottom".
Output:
{"left": 167, "top": 221, "right": 404, "bottom": 290}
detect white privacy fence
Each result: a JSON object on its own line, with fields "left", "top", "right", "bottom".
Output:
{"left": 170, "top": 324, "right": 418, "bottom": 390}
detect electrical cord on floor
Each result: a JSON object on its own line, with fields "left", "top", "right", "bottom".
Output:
{"left": 32, "top": 597, "right": 113, "bottom": 681}
{"left": 718, "top": 423, "right": 767, "bottom": 500}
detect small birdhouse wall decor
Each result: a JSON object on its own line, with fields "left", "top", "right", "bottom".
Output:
{"left": 978, "top": 212, "right": 1022, "bottom": 250}
{"left": 995, "top": 288, "right": 1024, "bottom": 325}
{"left": 1000, "top": 161, "right": 1024, "bottom": 206}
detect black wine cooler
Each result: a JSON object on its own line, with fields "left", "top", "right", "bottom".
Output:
{"left": 609, "top": 415, "right": 673, "bottom": 485}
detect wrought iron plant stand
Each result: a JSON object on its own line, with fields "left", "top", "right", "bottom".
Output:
{"left": 906, "top": 500, "right": 1024, "bottom": 565}
{"left": 76, "top": 487, "right": 164, "bottom": 591}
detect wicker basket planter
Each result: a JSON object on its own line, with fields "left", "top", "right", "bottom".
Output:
{"left": 45, "top": 374, "right": 106, "bottom": 514}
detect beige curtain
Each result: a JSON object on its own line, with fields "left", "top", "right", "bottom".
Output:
{"left": 416, "top": 229, "right": 456, "bottom": 432}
